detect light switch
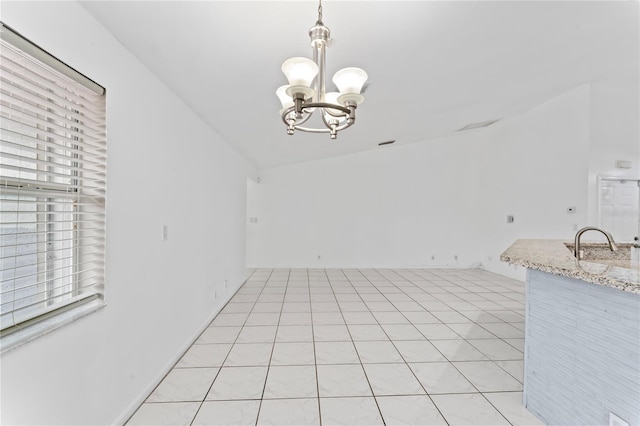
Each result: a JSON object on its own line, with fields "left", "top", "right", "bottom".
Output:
{"left": 507, "top": 215, "right": 514, "bottom": 223}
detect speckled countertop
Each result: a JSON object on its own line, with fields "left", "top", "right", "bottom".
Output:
{"left": 500, "top": 239, "right": 640, "bottom": 294}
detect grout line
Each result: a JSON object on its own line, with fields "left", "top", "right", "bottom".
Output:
{"left": 255, "top": 268, "right": 288, "bottom": 426}
{"left": 126, "top": 268, "right": 263, "bottom": 426}
{"left": 347, "top": 268, "right": 388, "bottom": 426}
{"left": 310, "top": 268, "right": 323, "bottom": 426}
{"left": 190, "top": 268, "right": 274, "bottom": 426}
{"left": 127, "top": 268, "right": 529, "bottom": 426}
{"left": 478, "top": 392, "right": 516, "bottom": 426}
{"left": 368, "top": 268, "right": 451, "bottom": 426}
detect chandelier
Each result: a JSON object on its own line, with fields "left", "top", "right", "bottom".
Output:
{"left": 276, "top": 0, "right": 368, "bottom": 139}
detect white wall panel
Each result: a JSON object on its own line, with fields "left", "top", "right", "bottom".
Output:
{"left": 247, "top": 85, "right": 592, "bottom": 279}
{"left": 0, "top": 2, "right": 253, "bottom": 424}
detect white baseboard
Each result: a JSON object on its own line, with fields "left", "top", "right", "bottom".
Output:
{"left": 112, "top": 286, "right": 241, "bottom": 425}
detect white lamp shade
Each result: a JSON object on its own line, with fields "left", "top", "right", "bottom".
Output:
{"left": 324, "top": 92, "right": 346, "bottom": 116}
{"left": 332, "top": 67, "right": 368, "bottom": 94}
{"left": 281, "top": 57, "right": 319, "bottom": 87}
{"left": 276, "top": 85, "right": 294, "bottom": 109}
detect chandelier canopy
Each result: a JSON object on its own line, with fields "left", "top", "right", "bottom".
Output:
{"left": 277, "top": 0, "right": 368, "bottom": 139}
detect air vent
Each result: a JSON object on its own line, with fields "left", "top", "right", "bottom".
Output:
{"left": 457, "top": 118, "right": 501, "bottom": 132}
{"left": 378, "top": 140, "right": 396, "bottom": 146}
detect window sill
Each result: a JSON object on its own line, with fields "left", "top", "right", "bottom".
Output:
{"left": 1, "top": 298, "right": 106, "bottom": 355}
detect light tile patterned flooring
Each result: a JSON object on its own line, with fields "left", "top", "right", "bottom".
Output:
{"left": 127, "top": 269, "right": 544, "bottom": 426}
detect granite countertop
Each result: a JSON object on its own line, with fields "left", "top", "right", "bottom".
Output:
{"left": 500, "top": 239, "right": 640, "bottom": 294}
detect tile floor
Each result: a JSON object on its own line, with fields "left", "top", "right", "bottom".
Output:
{"left": 127, "top": 268, "right": 544, "bottom": 426}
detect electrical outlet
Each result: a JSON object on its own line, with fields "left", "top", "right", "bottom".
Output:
{"left": 609, "top": 412, "right": 629, "bottom": 426}
{"left": 162, "top": 225, "right": 169, "bottom": 241}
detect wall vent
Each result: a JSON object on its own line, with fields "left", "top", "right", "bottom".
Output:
{"left": 457, "top": 118, "right": 501, "bottom": 132}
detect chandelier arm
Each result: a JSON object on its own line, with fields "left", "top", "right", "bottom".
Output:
{"left": 321, "top": 108, "right": 346, "bottom": 132}
{"left": 281, "top": 106, "right": 295, "bottom": 126}
{"left": 334, "top": 116, "right": 355, "bottom": 131}
{"left": 293, "top": 117, "right": 355, "bottom": 134}
{"left": 292, "top": 126, "right": 332, "bottom": 134}
{"left": 280, "top": 107, "right": 316, "bottom": 128}
{"left": 321, "top": 110, "right": 335, "bottom": 129}
{"left": 294, "top": 111, "right": 313, "bottom": 126}
{"left": 302, "top": 102, "right": 350, "bottom": 115}
{"left": 281, "top": 103, "right": 350, "bottom": 127}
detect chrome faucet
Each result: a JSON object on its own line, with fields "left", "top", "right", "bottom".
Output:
{"left": 574, "top": 226, "right": 618, "bottom": 259}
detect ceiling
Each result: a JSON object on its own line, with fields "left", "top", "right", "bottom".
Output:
{"left": 81, "top": 1, "right": 638, "bottom": 170}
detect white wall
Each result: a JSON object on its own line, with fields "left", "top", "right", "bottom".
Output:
{"left": 587, "top": 82, "right": 640, "bottom": 224}
{"left": 247, "top": 5, "right": 640, "bottom": 274}
{"left": 586, "top": 10, "right": 640, "bottom": 222}
{"left": 247, "top": 85, "right": 592, "bottom": 278}
{"left": 1, "top": 2, "right": 254, "bottom": 425}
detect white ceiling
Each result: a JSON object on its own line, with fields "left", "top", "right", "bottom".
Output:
{"left": 81, "top": 1, "right": 638, "bottom": 170}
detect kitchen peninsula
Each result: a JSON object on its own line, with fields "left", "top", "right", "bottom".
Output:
{"left": 501, "top": 239, "right": 639, "bottom": 426}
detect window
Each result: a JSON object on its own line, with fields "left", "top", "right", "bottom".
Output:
{"left": 0, "top": 23, "right": 106, "bottom": 350}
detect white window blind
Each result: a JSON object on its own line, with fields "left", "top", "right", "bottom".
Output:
{"left": 0, "top": 23, "right": 106, "bottom": 337}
